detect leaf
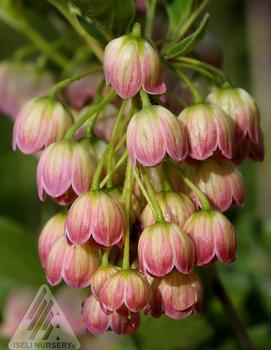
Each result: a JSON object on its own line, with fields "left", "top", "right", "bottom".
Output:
{"left": 166, "top": 0, "right": 196, "bottom": 35}
{"left": 0, "top": 217, "right": 45, "bottom": 286}
{"left": 163, "top": 13, "right": 210, "bottom": 59}
{"left": 72, "top": 0, "right": 135, "bottom": 37}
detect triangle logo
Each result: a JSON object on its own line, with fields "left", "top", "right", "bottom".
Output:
{"left": 8, "top": 285, "right": 81, "bottom": 350}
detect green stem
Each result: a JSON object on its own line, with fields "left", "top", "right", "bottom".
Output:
{"left": 48, "top": 0, "right": 104, "bottom": 62}
{"left": 122, "top": 160, "right": 133, "bottom": 270}
{"left": 100, "top": 150, "right": 128, "bottom": 189}
{"left": 65, "top": 89, "right": 116, "bottom": 140}
{"left": 170, "top": 161, "right": 211, "bottom": 211}
{"left": 131, "top": 22, "right": 142, "bottom": 38}
{"left": 105, "top": 147, "right": 114, "bottom": 189}
{"left": 173, "top": 62, "right": 220, "bottom": 85}
{"left": 176, "top": 56, "right": 230, "bottom": 85}
{"left": 140, "top": 89, "right": 151, "bottom": 108}
{"left": 173, "top": 0, "right": 210, "bottom": 42}
{"left": 91, "top": 100, "right": 128, "bottom": 191}
{"left": 135, "top": 167, "right": 165, "bottom": 223}
{"left": 162, "top": 164, "right": 173, "bottom": 191}
{"left": 13, "top": 44, "right": 37, "bottom": 61}
{"left": 0, "top": 4, "right": 68, "bottom": 69}
{"left": 174, "top": 69, "right": 202, "bottom": 103}
{"left": 48, "top": 66, "right": 102, "bottom": 97}
{"left": 101, "top": 247, "right": 111, "bottom": 266}
{"left": 145, "top": 0, "right": 157, "bottom": 39}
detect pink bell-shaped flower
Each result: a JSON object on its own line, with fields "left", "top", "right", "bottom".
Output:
{"left": 207, "top": 87, "right": 260, "bottom": 143}
{"left": 37, "top": 140, "right": 96, "bottom": 205}
{"left": 141, "top": 191, "right": 196, "bottom": 228}
{"left": 83, "top": 295, "right": 140, "bottom": 335}
{"left": 187, "top": 158, "right": 244, "bottom": 211}
{"left": 184, "top": 210, "right": 237, "bottom": 266}
{"left": 13, "top": 97, "right": 73, "bottom": 154}
{"left": 0, "top": 62, "right": 54, "bottom": 120}
{"left": 149, "top": 270, "right": 203, "bottom": 319}
{"left": 38, "top": 212, "right": 66, "bottom": 267}
{"left": 178, "top": 103, "right": 235, "bottom": 160}
{"left": 104, "top": 31, "right": 166, "bottom": 99}
{"left": 91, "top": 265, "right": 120, "bottom": 300}
{"left": 66, "top": 191, "right": 125, "bottom": 246}
{"left": 45, "top": 236, "right": 99, "bottom": 288}
{"left": 138, "top": 223, "right": 195, "bottom": 277}
{"left": 99, "top": 270, "right": 151, "bottom": 313}
{"left": 127, "top": 105, "right": 187, "bottom": 166}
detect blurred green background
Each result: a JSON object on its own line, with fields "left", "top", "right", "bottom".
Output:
{"left": 0, "top": 0, "right": 270, "bottom": 349}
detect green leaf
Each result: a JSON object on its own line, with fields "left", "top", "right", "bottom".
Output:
{"left": 0, "top": 217, "right": 45, "bottom": 286}
{"left": 166, "top": 0, "right": 196, "bottom": 35}
{"left": 163, "top": 13, "right": 210, "bottom": 59}
{"left": 72, "top": 0, "right": 135, "bottom": 37}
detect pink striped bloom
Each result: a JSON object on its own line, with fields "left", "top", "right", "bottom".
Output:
{"left": 66, "top": 191, "right": 125, "bottom": 246}
{"left": 0, "top": 62, "right": 54, "bottom": 120}
{"left": 83, "top": 295, "right": 140, "bottom": 335}
{"left": 178, "top": 103, "right": 235, "bottom": 160}
{"left": 138, "top": 223, "right": 195, "bottom": 277}
{"left": 45, "top": 236, "right": 99, "bottom": 288}
{"left": 207, "top": 87, "right": 260, "bottom": 143}
{"left": 13, "top": 97, "right": 73, "bottom": 154}
{"left": 184, "top": 210, "right": 237, "bottom": 266}
{"left": 127, "top": 105, "right": 187, "bottom": 166}
{"left": 187, "top": 158, "right": 244, "bottom": 212}
{"left": 149, "top": 270, "right": 203, "bottom": 319}
{"left": 99, "top": 270, "right": 151, "bottom": 313}
{"left": 91, "top": 265, "right": 120, "bottom": 300}
{"left": 141, "top": 191, "right": 196, "bottom": 229}
{"left": 37, "top": 140, "right": 95, "bottom": 205}
{"left": 104, "top": 35, "right": 166, "bottom": 99}
{"left": 38, "top": 212, "right": 66, "bottom": 267}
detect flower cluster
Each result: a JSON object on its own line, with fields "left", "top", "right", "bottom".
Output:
{"left": 8, "top": 19, "right": 263, "bottom": 337}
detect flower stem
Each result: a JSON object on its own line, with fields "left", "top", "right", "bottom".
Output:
{"left": 101, "top": 247, "right": 111, "bottom": 266}
{"left": 65, "top": 89, "right": 116, "bottom": 140}
{"left": 100, "top": 150, "right": 128, "bottom": 189}
{"left": 145, "top": 0, "right": 157, "bottom": 39}
{"left": 140, "top": 90, "right": 151, "bottom": 108}
{"left": 173, "top": 62, "right": 220, "bottom": 85}
{"left": 174, "top": 69, "right": 202, "bottom": 104}
{"left": 205, "top": 265, "right": 256, "bottom": 350}
{"left": 122, "top": 160, "right": 133, "bottom": 270}
{"left": 135, "top": 167, "right": 165, "bottom": 224}
{"left": 170, "top": 161, "right": 211, "bottom": 211}
{"left": 48, "top": 66, "right": 102, "bottom": 98}
{"left": 91, "top": 100, "right": 128, "bottom": 191}
{"left": 176, "top": 56, "right": 230, "bottom": 85}
{"left": 48, "top": 0, "right": 104, "bottom": 62}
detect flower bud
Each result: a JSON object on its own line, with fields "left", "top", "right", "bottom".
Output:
{"left": 207, "top": 87, "right": 260, "bottom": 143}
{"left": 127, "top": 105, "right": 187, "bottom": 166}
{"left": 45, "top": 236, "right": 99, "bottom": 288}
{"left": 83, "top": 295, "right": 140, "bottom": 335}
{"left": 138, "top": 223, "right": 195, "bottom": 276}
{"left": 99, "top": 270, "right": 151, "bottom": 313}
{"left": 184, "top": 210, "right": 237, "bottom": 266}
{"left": 150, "top": 270, "right": 203, "bottom": 319}
{"left": 141, "top": 191, "right": 196, "bottom": 228}
{"left": 178, "top": 103, "right": 235, "bottom": 160}
{"left": 37, "top": 140, "right": 95, "bottom": 205}
{"left": 91, "top": 265, "right": 120, "bottom": 300}
{"left": 13, "top": 97, "right": 73, "bottom": 154}
{"left": 66, "top": 191, "right": 125, "bottom": 246}
{"left": 38, "top": 212, "right": 66, "bottom": 267}
{"left": 104, "top": 34, "right": 166, "bottom": 99}
{"left": 187, "top": 158, "right": 244, "bottom": 212}
{"left": 0, "top": 62, "right": 54, "bottom": 119}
